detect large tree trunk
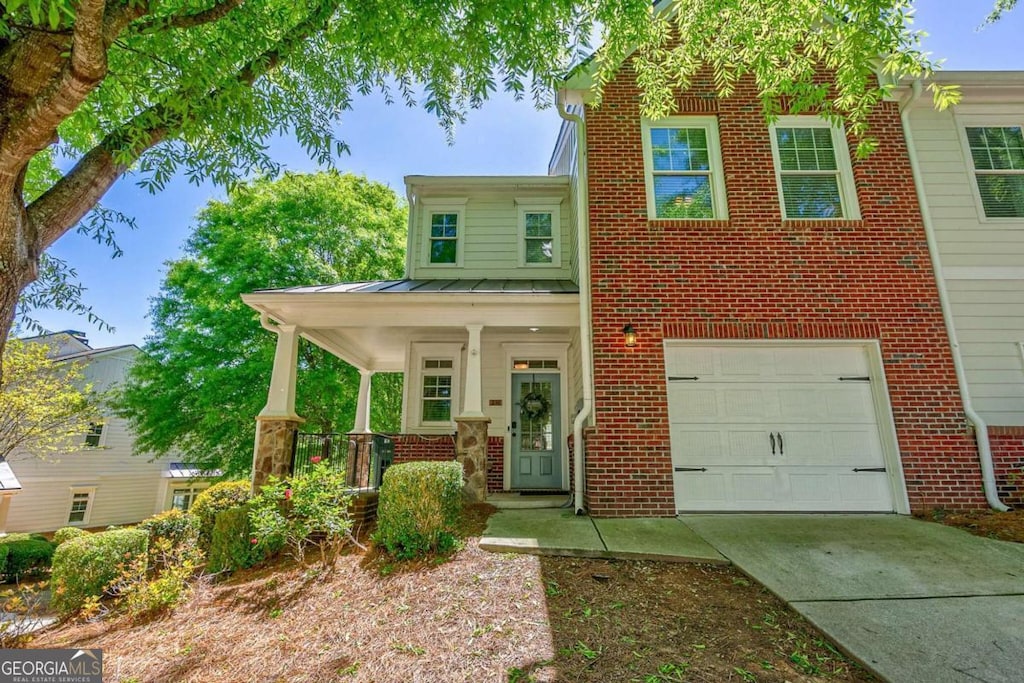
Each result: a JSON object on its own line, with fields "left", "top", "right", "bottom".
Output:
{"left": 0, "top": 169, "right": 36, "bottom": 366}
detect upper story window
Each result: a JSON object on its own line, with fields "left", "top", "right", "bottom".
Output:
{"left": 516, "top": 200, "right": 562, "bottom": 267}
{"left": 965, "top": 126, "right": 1024, "bottom": 219}
{"left": 421, "top": 199, "right": 467, "bottom": 268}
{"left": 641, "top": 116, "right": 728, "bottom": 220}
{"left": 84, "top": 422, "right": 104, "bottom": 448}
{"left": 769, "top": 116, "right": 860, "bottom": 220}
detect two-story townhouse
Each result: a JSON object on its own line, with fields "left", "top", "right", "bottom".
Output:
{"left": 901, "top": 72, "right": 1024, "bottom": 508}
{"left": 3, "top": 332, "right": 215, "bottom": 533}
{"left": 242, "top": 177, "right": 585, "bottom": 502}
{"left": 244, "top": 67, "right": 1012, "bottom": 519}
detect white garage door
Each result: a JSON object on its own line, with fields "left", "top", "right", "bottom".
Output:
{"left": 666, "top": 344, "right": 896, "bottom": 512}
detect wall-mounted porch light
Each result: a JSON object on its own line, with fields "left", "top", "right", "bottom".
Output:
{"left": 622, "top": 324, "right": 637, "bottom": 348}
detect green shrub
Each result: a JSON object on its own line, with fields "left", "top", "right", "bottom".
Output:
{"left": 106, "top": 537, "right": 203, "bottom": 618}
{"left": 249, "top": 463, "right": 353, "bottom": 565}
{"left": 190, "top": 481, "right": 251, "bottom": 550}
{"left": 373, "top": 461, "right": 463, "bottom": 560}
{"left": 207, "top": 506, "right": 259, "bottom": 573}
{"left": 50, "top": 528, "right": 149, "bottom": 616}
{"left": 137, "top": 509, "right": 198, "bottom": 547}
{"left": 53, "top": 527, "right": 88, "bottom": 545}
{"left": 2, "top": 539, "right": 56, "bottom": 581}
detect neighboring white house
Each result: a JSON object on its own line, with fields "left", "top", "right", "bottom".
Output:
{"left": 901, "top": 72, "right": 1024, "bottom": 505}
{"left": 2, "top": 331, "right": 215, "bottom": 533}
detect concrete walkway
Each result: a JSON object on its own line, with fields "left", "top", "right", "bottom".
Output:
{"left": 480, "top": 508, "right": 726, "bottom": 564}
{"left": 680, "top": 514, "right": 1024, "bottom": 683}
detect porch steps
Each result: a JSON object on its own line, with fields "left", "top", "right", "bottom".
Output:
{"left": 487, "top": 492, "right": 571, "bottom": 510}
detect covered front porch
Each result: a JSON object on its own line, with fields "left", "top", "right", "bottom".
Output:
{"left": 242, "top": 279, "right": 581, "bottom": 502}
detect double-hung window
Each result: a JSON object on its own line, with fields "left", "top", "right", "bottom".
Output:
{"left": 408, "top": 342, "right": 462, "bottom": 431}
{"left": 421, "top": 359, "right": 454, "bottom": 423}
{"left": 84, "top": 422, "right": 104, "bottom": 448}
{"left": 964, "top": 126, "right": 1024, "bottom": 219}
{"left": 67, "top": 487, "right": 96, "bottom": 525}
{"left": 422, "top": 199, "right": 467, "bottom": 267}
{"left": 517, "top": 200, "right": 561, "bottom": 266}
{"left": 769, "top": 116, "right": 860, "bottom": 219}
{"left": 642, "top": 116, "right": 728, "bottom": 219}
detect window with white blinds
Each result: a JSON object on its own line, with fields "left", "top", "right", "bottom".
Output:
{"left": 769, "top": 117, "right": 860, "bottom": 220}
{"left": 965, "top": 126, "right": 1024, "bottom": 219}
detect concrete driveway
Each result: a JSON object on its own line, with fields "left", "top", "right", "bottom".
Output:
{"left": 680, "top": 514, "right": 1024, "bottom": 683}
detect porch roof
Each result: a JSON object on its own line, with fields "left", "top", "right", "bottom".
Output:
{"left": 252, "top": 278, "right": 580, "bottom": 295}
{"left": 242, "top": 279, "right": 580, "bottom": 373}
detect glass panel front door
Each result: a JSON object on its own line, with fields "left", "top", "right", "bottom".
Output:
{"left": 511, "top": 373, "right": 562, "bottom": 489}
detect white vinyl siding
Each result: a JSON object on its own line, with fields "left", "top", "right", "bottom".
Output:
{"left": 769, "top": 116, "right": 860, "bottom": 220}
{"left": 907, "top": 102, "right": 1024, "bottom": 425}
{"left": 641, "top": 116, "right": 728, "bottom": 220}
{"left": 410, "top": 189, "right": 572, "bottom": 279}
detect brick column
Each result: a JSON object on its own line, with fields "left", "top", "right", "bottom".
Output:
{"left": 347, "top": 433, "right": 373, "bottom": 489}
{"left": 252, "top": 416, "right": 303, "bottom": 492}
{"left": 455, "top": 417, "right": 490, "bottom": 502}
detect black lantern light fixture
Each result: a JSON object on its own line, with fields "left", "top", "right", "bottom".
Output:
{"left": 622, "top": 324, "right": 637, "bottom": 348}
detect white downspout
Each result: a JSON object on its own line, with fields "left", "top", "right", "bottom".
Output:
{"left": 899, "top": 80, "right": 1010, "bottom": 511}
{"left": 557, "top": 91, "right": 593, "bottom": 516}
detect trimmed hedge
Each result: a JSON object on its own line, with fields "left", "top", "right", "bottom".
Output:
{"left": 53, "top": 527, "right": 88, "bottom": 545}
{"left": 190, "top": 481, "right": 251, "bottom": 550}
{"left": 50, "top": 528, "right": 149, "bottom": 615}
{"left": 137, "top": 509, "right": 198, "bottom": 547}
{"left": 373, "top": 461, "right": 463, "bottom": 559}
{"left": 0, "top": 534, "right": 57, "bottom": 581}
{"left": 207, "top": 506, "right": 258, "bottom": 573}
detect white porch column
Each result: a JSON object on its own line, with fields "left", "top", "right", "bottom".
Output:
{"left": 459, "top": 324, "right": 485, "bottom": 418}
{"left": 260, "top": 323, "right": 301, "bottom": 418}
{"left": 352, "top": 369, "right": 373, "bottom": 434}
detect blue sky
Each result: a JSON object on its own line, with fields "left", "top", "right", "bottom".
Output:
{"left": 31, "top": 0, "right": 1024, "bottom": 348}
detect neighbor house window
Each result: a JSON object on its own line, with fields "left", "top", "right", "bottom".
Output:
{"left": 769, "top": 116, "right": 860, "bottom": 219}
{"left": 171, "top": 486, "right": 205, "bottom": 511}
{"left": 965, "top": 126, "right": 1024, "bottom": 218}
{"left": 67, "top": 487, "right": 95, "bottom": 525}
{"left": 421, "top": 359, "right": 454, "bottom": 423}
{"left": 517, "top": 200, "right": 562, "bottom": 266}
{"left": 642, "top": 116, "right": 728, "bottom": 219}
{"left": 84, "top": 422, "right": 104, "bottom": 448}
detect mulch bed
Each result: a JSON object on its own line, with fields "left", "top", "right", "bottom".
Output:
{"left": 917, "top": 508, "right": 1024, "bottom": 544}
{"left": 30, "top": 505, "right": 876, "bottom": 682}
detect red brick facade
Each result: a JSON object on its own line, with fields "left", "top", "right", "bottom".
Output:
{"left": 583, "top": 67, "right": 986, "bottom": 516}
{"left": 988, "top": 428, "right": 1024, "bottom": 507}
{"left": 487, "top": 436, "right": 504, "bottom": 494}
{"left": 392, "top": 434, "right": 456, "bottom": 464}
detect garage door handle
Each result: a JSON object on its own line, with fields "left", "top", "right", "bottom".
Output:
{"left": 853, "top": 467, "right": 886, "bottom": 473}
{"left": 777, "top": 432, "right": 784, "bottom": 455}
{"left": 769, "top": 432, "right": 776, "bottom": 455}
{"left": 675, "top": 467, "right": 707, "bottom": 472}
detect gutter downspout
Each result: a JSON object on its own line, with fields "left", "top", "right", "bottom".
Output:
{"left": 557, "top": 91, "right": 592, "bottom": 516}
{"left": 899, "top": 80, "right": 1010, "bottom": 511}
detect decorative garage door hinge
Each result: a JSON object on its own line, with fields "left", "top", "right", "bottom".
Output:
{"left": 675, "top": 467, "right": 708, "bottom": 472}
{"left": 852, "top": 467, "right": 887, "bottom": 473}
{"left": 668, "top": 376, "right": 699, "bottom": 381}
{"left": 838, "top": 376, "right": 871, "bottom": 382}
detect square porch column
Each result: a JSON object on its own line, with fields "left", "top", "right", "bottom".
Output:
{"left": 456, "top": 324, "right": 488, "bottom": 501}
{"left": 252, "top": 320, "right": 304, "bottom": 492}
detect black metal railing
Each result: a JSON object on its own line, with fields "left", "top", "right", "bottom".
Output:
{"left": 290, "top": 432, "right": 395, "bottom": 490}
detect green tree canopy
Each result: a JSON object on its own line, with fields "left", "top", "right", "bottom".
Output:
{"left": 0, "top": 1, "right": 1013, "bottom": 369}
{"left": 0, "top": 337, "right": 99, "bottom": 461}
{"left": 114, "top": 172, "right": 405, "bottom": 475}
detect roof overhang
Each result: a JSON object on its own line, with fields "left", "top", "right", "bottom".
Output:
{"left": 897, "top": 71, "right": 1024, "bottom": 107}
{"left": 242, "top": 289, "right": 580, "bottom": 373}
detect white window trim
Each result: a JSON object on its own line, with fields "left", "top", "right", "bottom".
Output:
{"left": 768, "top": 115, "right": 861, "bottom": 220}
{"left": 955, "top": 115, "right": 1024, "bottom": 223}
{"left": 641, "top": 116, "right": 729, "bottom": 220}
{"left": 403, "top": 342, "right": 464, "bottom": 432}
{"left": 83, "top": 421, "right": 106, "bottom": 448}
{"left": 420, "top": 198, "right": 468, "bottom": 268}
{"left": 515, "top": 198, "right": 562, "bottom": 268}
{"left": 67, "top": 486, "right": 97, "bottom": 526}
{"left": 169, "top": 484, "right": 208, "bottom": 512}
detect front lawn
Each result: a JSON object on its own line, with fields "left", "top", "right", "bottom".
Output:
{"left": 29, "top": 506, "right": 875, "bottom": 682}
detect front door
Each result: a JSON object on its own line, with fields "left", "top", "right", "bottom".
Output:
{"left": 511, "top": 373, "right": 562, "bottom": 489}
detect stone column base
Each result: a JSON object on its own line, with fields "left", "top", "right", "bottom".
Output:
{"left": 455, "top": 417, "right": 491, "bottom": 502}
{"left": 252, "top": 415, "right": 304, "bottom": 493}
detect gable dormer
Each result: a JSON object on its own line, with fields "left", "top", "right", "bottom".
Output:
{"left": 404, "top": 176, "right": 572, "bottom": 280}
